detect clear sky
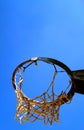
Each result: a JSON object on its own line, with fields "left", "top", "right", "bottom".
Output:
{"left": 0, "top": 0, "right": 84, "bottom": 130}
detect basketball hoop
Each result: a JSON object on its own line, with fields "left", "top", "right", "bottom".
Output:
{"left": 12, "top": 57, "right": 75, "bottom": 125}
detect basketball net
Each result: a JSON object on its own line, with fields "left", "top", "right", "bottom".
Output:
{"left": 14, "top": 67, "right": 72, "bottom": 125}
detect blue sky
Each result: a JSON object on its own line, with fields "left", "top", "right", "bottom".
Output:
{"left": 0, "top": 0, "right": 84, "bottom": 129}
